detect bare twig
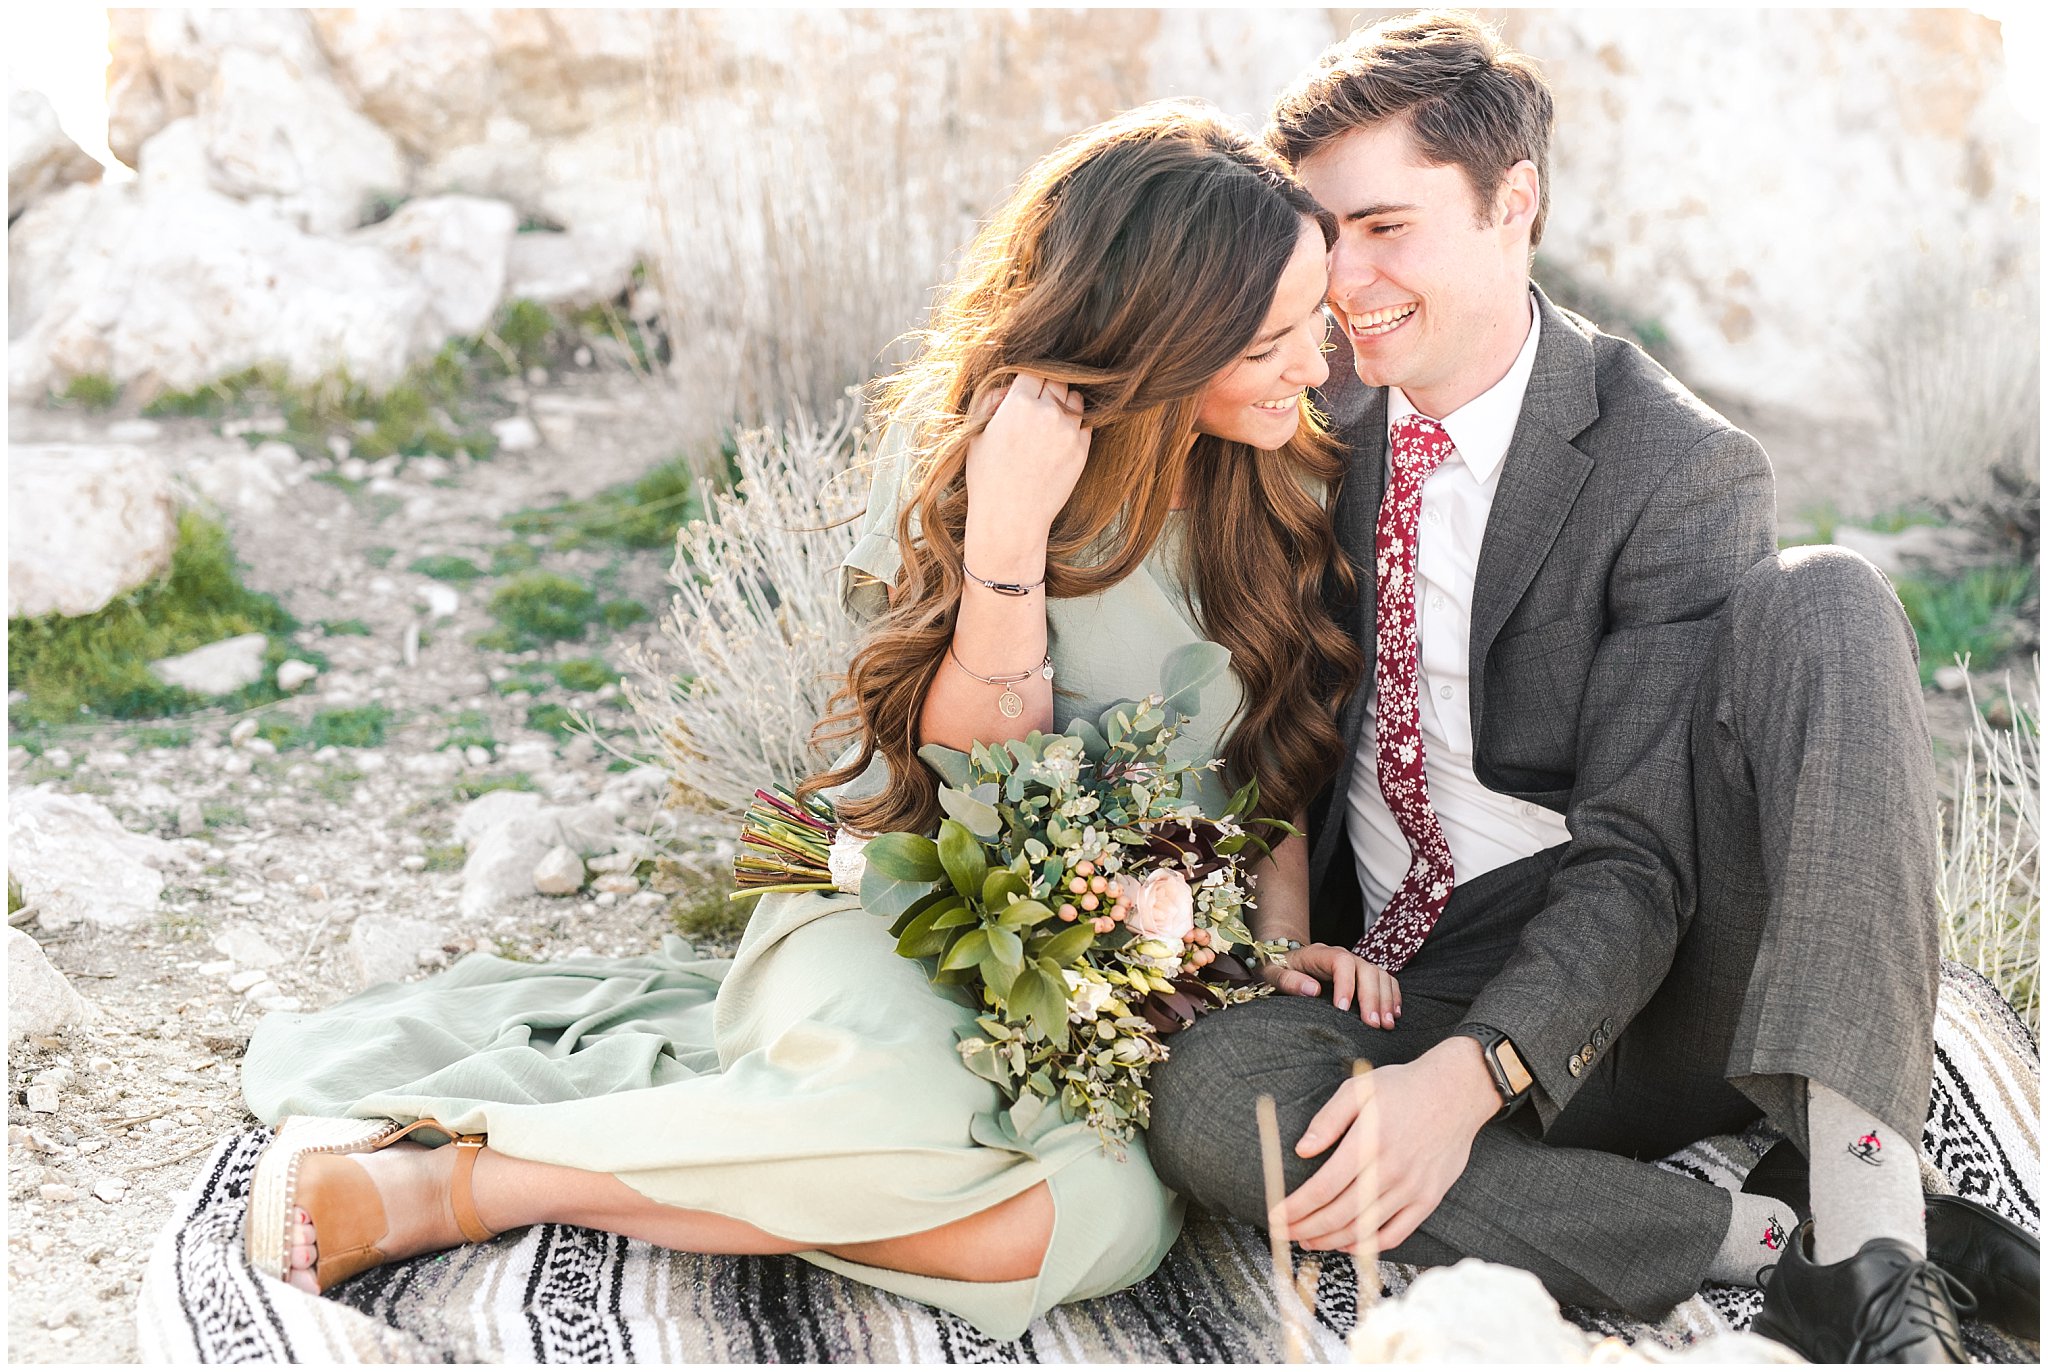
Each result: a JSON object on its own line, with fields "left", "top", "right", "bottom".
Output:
{"left": 1256, "top": 1094, "right": 1305, "bottom": 1363}
{"left": 105, "top": 1108, "right": 171, "bottom": 1129}
{"left": 127, "top": 1138, "right": 218, "bottom": 1175}
{"left": 1351, "top": 1060, "right": 1380, "bottom": 1323}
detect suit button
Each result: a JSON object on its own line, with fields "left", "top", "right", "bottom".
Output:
{"left": 1567, "top": 1054, "right": 1584, "bottom": 1078}
{"left": 1593, "top": 1027, "right": 1609, "bottom": 1049}
{"left": 1601, "top": 1016, "right": 1614, "bottom": 1034}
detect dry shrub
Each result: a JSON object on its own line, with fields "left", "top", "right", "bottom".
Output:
{"left": 1864, "top": 246, "right": 2039, "bottom": 553}
{"left": 1935, "top": 665, "right": 2041, "bottom": 1031}
{"left": 622, "top": 402, "right": 870, "bottom": 817}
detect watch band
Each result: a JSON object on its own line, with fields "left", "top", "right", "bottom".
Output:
{"left": 1459, "top": 1023, "right": 1534, "bottom": 1120}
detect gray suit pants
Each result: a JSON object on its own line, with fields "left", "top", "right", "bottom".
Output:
{"left": 1146, "top": 548, "right": 1941, "bottom": 1318}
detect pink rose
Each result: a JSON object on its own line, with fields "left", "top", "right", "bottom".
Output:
{"left": 1126, "top": 869, "right": 1195, "bottom": 943}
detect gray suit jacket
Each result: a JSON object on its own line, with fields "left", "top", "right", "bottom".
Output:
{"left": 1307, "top": 286, "right": 1775, "bottom": 1125}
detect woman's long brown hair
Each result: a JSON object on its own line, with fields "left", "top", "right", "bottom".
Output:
{"left": 803, "top": 101, "right": 1362, "bottom": 834}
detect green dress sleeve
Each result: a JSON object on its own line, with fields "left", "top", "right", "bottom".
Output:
{"left": 839, "top": 419, "right": 919, "bottom": 628}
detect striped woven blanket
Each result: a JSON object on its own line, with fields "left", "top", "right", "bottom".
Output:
{"left": 137, "top": 963, "right": 2038, "bottom": 1363}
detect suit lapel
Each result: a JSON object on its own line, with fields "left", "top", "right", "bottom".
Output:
{"left": 1332, "top": 388, "right": 1388, "bottom": 754}
{"left": 1467, "top": 288, "right": 1601, "bottom": 748}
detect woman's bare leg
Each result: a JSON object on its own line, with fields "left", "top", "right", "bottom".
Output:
{"left": 287, "top": 1143, "right": 1053, "bottom": 1291}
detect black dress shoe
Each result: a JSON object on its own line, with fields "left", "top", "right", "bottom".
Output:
{"left": 1753, "top": 1220, "right": 1975, "bottom": 1363}
{"left": 1924, "top": 1194, "right": 2040, "bottom": 1341}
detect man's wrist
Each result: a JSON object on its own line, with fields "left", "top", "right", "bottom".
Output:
{"left": 1426, "top": 1036, "right": 1503, "bottom": 1131}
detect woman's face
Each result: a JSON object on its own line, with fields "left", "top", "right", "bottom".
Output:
{"left": 1192, "top": 219, "right": 1332, "bottom": 449}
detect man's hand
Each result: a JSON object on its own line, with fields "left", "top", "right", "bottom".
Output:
{"left": 1264, "top": 943, "right": 1403, "bottom": 1028}
{"left": 1274, "top": 1036, "right": 1500, "bottom": 1252}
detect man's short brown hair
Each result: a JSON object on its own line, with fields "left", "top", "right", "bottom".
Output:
{"left": 1268, "top": 10, "right": 1554, "bottom": 248}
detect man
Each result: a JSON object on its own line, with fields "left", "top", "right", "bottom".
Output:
{"left": 1147, "top": 11, "right": 2038, "bottom": 1362}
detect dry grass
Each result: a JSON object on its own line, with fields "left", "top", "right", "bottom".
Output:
{"left": 1935, "top": 666, "right": 2041, "bottom": 1031}
{"left": 622, "top": 402, "right": 871, "bottom": 817}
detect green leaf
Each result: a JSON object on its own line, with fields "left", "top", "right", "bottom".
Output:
{"left": 997, "top": 897, "right": 1055, "bottom": 930}
{"left": 916, "top": 743, "right": 973, "bottom": 789}
{"left": 1037, "top": 922, "right": 1096, "bottom": 965}
{"left": 939, "top": 787, "right": 1002, "bottom": 839}
{"left": 1009, "top": 967, "right": 1070, "bottom": 1048}
{"left": 865, "top": 832, "right": 944, "bottom": 881}
{"left": 987, "top": 926, "right": 1024, "bottom": 971}
{"left": 887, "top": 888, "right": 951, "bottom": 937}
{"left": 894, "top": 904, "right": 950, "bottom": 958}
{"left": 983, "top": 869, "right": 1027, "bottom": 910}
{"left": 940, "top": 926, "right": 990, "bottom": 971}
{"left": 1067, "top": 716, "right": 1109, "bottom": 758}
{"left": 1160, "top": 640, "right": 1231, "bottom": 716}
{"left": 932, "top": 901, "right": 978, "bottom": 929}
{"left": 1224, "top": 778, "right": 1259, "bottom": 820}
{"left": 937, "top": 818, "right": 988, "bottom": 898}
{"left": 862, "top": 864, "right": 938, "bottom": 923}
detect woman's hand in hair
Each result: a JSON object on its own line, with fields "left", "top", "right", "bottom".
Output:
{"left": 1265, "top": 944, "right": 1403, "bottom": 1029}
{"left": 964, "top": 372, "right": 1092, "bottom": 553}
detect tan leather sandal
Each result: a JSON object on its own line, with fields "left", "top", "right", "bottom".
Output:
{"left": 245, "top": 1116, "right": 499, "bottom": 1291}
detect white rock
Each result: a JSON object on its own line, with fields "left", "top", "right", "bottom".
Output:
{"left": 400, "top": 853, "right": 428, "bottom": 871}
{"left": 26, "top": 1083, "right": 61, "bottom": 1113}
{"left": 345, "top": 914, "right": 449, "bottom": 991}
{"left": 418, "top": 582, "right": 460, "bottom": 619}
{"left": 7, "top": 928, "right": 93, "bottom": 1041}
{"left": 6, "top": 444, "right": 179, "bottom": 620}
{"left": 532, "top": 844, "right": 585, "bottom": 895}
{"left": 1349, "top": 1260, "right": 1611, "bottom": 1363}
{"left": 225, "top": 968, "right": 269, "bottom": 993}
{"left": 460, "top": 812, "right": 560, "bottom": 918}
{"left": 1934, "top": 664, "right": 1970, "bottom": 693}
{"left": 179, "top": 441, "right": 298, "bottom": 515}
{"left": 149, "top": 633, "right": 269, "bottom": 696}
{"left": 592, "top": 872, "right": 639, "bottom": 895}
{"left": 239, "top": 979, "right": 281, "bottom": 1002}
{"left": 243, "top": 738, "right": 277, "bottom": 757}
{"left": 9, "top": 88, "right": 101, "bottom": 220}
{"left": 106, "top": 419, "right": 163, "bottom": 443}
{"left": 505, "top": 226, "right": 640, "bottom": 308}
{"left": 453, "top": 788, "right": 543, "bottom": 844}
{"left": 39, "top": 1183, "right": 80, "bottom": 1204}
{"left": 253, "top": 995, "right": 302, "bottom": 1013}
{"left": 7, "top": 787, "right": 182, "bottom": 930}
{"left": 585, "top": 851, "right": 638, "bottom": 874}
{"left": 92, "top": 1176, "right": 129, "bottom": 1204}
{"left": 491, "top": 415, "right": 541, "bottom": 452}
{"left": 463, "top": 744, "right": 493, "bottom": 768}
{"left": 195, "top": 960, "right": 234, "bottom": 976}
{"left": 354, "top": 194, "right": 517, "bottom": 338}
{"left": 212, "top": 926, "right": 286, "bottom": 968}
{"left": 277, "top": 659, "right": 320, "bottom": 692}
{"left": 229, "top": 719, "right": 260, "bottom": 746}
{"left": 408, "top": 455, "right": 451, "bottom": 481}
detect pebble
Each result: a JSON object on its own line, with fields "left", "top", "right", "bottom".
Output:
{"left": 240, "top": 979, "right": 281, "bottom": 1002}
{"left": 277, "top": 659, "right": 320, "bottom": 692}
{"left": 29, "top": 1234, "right": 53, "bottom": 1255}
{"left": 592, "top": 872, "right": 640, "bottom": 895}
{"left": 341, "top": 457, "right": 370, "bottom": 482}
{"left": 34, "top": 1066, "right": 73, "bottom": 1089}
{"left": 225, "top": 968, "right": 269, "bottom": 993}
{"left": 77, "top": 1140, "right": 105, "bottom": 1156}
{"left": 176, "top": 800, "right": 206, "bottom": 835}
{"left": 419, "top": 583, "right": 461, "bottom": 619}
{"left": 573, "top": 345, "right": 594, "bottom": 367}
{"left": 629, "top": 890, "right": 665, "bottom": 909}
{"left": 230, "top": 890, "right": 264, "bottom": 907}
{"left": 8, "top": 1124, "right": 34, "bottom": 1148}
{"left": 43, "top": 747, "right": 73, "bottom": 769}
{"left": 150, "top": 1117, "right": 176, "bottom": 1133}
{"left": 463, "top": 744, "right": 493, "bottom": 767}
{"left": 48, "top": 1327, "right": 79, "bottom": 1345}
{"left": 254, "top": 995, "right": 303, "bottom": 1012}
{"left": 587, "top": 851, "right": 638, "bottom": 874}
{"left": 86, "top": 1055, "right": 114, "bottom": 1073}
{"left": 532, "top": 845, "right": 585, "bottom": 896}
{"left": 92, "top": 1176, "right": 129, "bottom": 1203}
{"left": 245, "top": 737, "right": 278, "bottom": 757}
{"left": 222, "top": 754, "right": 254, "bottom": 776}
{"left": 400, "top": 854, "right": 428, "bottom": 871}
{"left": 39, "top": 1184, "right": 79, "bottom": 1203}
{"left": 26, "top": 1084, "right": 61, "bottom": 1114}
{"left": 594, "top": 891, "right": 618, "bottom": 908}
{"left": 196, "top": 959, "right": 235, "bottom": 976}
{"left": 214, "top": 927, "right": 285, "bottom": 967}
{"left": 314, "top": 745, "right": 341, "bottom": 763}
{"left": 229, "top": 719, "right": 260, "bottom": 747}
{"left": 85, "top": 749, "right": 131, "bottom": 769}
{"left": 493, "top": 415, "right": 542, "bottom": 452}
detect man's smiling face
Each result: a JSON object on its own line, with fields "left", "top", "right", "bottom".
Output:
{"left": 1296, "top": 118, "right": 1538, "bottom": 418}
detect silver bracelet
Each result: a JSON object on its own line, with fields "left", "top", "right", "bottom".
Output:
{"left": 948, "top": 647, "right": 1054, "bottom": 719}
{"left": 961, "top": 562, "right": 1046, "bottom": 597}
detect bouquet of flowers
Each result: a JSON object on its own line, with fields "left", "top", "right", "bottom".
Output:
{"left": 733, "top": 643, "right": 1290, "bottom": 1153}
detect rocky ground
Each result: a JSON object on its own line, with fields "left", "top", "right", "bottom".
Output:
{"left": 3, "top": 364, "right": 2030, "bottom": 1363}
{"left": 5, "top": 366, "right": 747, "bottom": 1363}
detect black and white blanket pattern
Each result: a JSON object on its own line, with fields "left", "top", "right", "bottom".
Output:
{"left": 138, "top": 963, "right": 2039, "bottom": 1363}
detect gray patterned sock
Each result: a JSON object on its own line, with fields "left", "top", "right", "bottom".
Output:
{"left": 1708, "top": 1189, "right": 1802, "bottom": 1287}
{"left": 1808, "top": 1079, "right": 1927, "bottom": 1264}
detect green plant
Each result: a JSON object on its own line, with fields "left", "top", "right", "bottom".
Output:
{"left": 525, "top": 702, "right": 581, "bottom": 737}
{"left": 600, "top": 600, "right": 649, "bottom": 630}
{"left": 501, "top": 456, "right": 719, "bottom": 552}
{"left": 410, "top": 554, "right": 486, "bottom": 582}
{"left": 491, "top": 542, "right": 542, "bottom": 575}
{"left": 129, "top": 725, "right": 194, "bottom": 750}
{"left": 423, "top": 843, "right": 467, "bottom": 872}
{"left": 442, "top": 709, "right": 497, "bottom": 753}
{"left": 311, "top": 766, "right": 366, "bottom": 805}
{"left": 1892, "top": 565, "right": 2037, "bottom": 687}
{"left": 7, "top": 511, "right": 295, "bottom": 729}
{"left": 551, "top": 657, "right": 617, "bottom": 693}
{"left": 310, "top": 706, "right": 392, "bottom": 749}
{"left": 320, "top": 618, "right": 373, "bottom": 636}
{"left": 454, "top": 772, "right": 536, "bottom": 801}
{"left": 666, "top": 870, "right": 752, "bottom": 949}
{"left": 55, "top": 373, "right": 121, "bottom": 411}
{"left": 1937, "top": 670, "right": 2040, "bottom": 1031}
{"left": 482, "top": 571, "right": 598, "bottom": 649}
{"left": 201, "top": 802, "right": 248, "bottom": 830}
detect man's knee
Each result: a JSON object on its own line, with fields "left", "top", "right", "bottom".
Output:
{"left": 1727, "top": 545, "right": 1916, "bottom": 668}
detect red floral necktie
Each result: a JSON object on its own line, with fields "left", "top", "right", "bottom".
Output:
{"left": 1356, "top": 412, "right": 1457, "bottom": 971}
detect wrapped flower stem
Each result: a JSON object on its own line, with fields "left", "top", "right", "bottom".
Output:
{"left": 732, "top": 786, "right": 840, "bottom": 896}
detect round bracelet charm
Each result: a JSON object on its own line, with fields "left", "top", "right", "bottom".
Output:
{"left": 998, "top": 688, "right": 1024, "bottom": 718}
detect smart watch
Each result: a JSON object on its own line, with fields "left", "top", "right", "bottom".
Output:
{"left": 1458, "top": 1023, "right": 1534, "bottom": 1120}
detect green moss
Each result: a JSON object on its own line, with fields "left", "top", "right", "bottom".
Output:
{"left": 667, "top": 871, "right": 752, "bottom": 949}
{"left": 142, "top": 365, "right": 274, "bottom": 419}
{"left": 454, "top": 771, "right": 535, "bottom": 801}
{"left": 409, "top": 554, "right": 486, "bottom": 582}
{"left": 311, "top": 705, "right": 391, "bottom": 749}
{"left": 320, "top": 618, "right": 373, "bottom": 636}
{"left": 1893, "top": 565, "right": 2038, "bottom": 686}
{"left": 483, "top": 571, "right": 598, "bottom": 649}
{"left": 490, "top": 542, "right": 542, "bottom": 575}
{"left": 311, "top": 766, "right": 366, "bottom": 804}
{"left": 442, "top": 709, "right": 497, "bottom": 753}
{"left": 550, "top": 657, "right": 616, "bottom": 693}
{"left": 201, "top": 802, "right": 248, "bottom": 830}
{"left": 525, "top": 702, "right": 580, "bottom": 737}
{"left": 496, "top": 299, "right": 557, "bottom": 368}
{"left": 423, "top": 842, "right": 467, "bottom": 872}
{"left": 128, "top": 724, "right": 193, "bottom": 750}
{"left": 599, "top": 600, "right": 648, "bottom": 630}
{"left": 55, "top": 373, "right": 121, "bottom": 411}
{"left": 501, "top": 456, "right": 710, "bottom": 551}
{"left": 7, "top": 512, "right": 294, "bottom": 729}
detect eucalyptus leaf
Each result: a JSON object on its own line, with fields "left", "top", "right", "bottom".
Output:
{"left": 865, "top": 832, "right": 944, "bottom": 882}
{"left": 939, "top": 787, "right": 1002, "bottom": 840}
{"left": 1160, "top": 640, "right": 1231, "bottom": 716}
{"left": 1068, "top": 716, "right": 1109, "bottom": 758}
{"left": 862, "top": 865, "right": 938, "bottom": 923}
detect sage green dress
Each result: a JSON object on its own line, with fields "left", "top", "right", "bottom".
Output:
{"left": 241, "top": 441, "right": 1243, "bottom": 1340}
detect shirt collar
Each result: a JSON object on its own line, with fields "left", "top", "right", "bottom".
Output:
{"left": 1387, "top": 290, "right": 1541, "bottom": 486}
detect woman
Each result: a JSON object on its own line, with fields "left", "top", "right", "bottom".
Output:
{"left": 241, "top": 99, "right": 1367, "bottom": 1340}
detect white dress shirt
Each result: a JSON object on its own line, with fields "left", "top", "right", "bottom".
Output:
{"left": 1347, "top": 293, "right": 1571, "bottom": 929}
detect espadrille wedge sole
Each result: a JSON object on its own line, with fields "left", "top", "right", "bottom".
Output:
{"left": 245, "top": 1116, "right": 405, "bottom": 1283}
